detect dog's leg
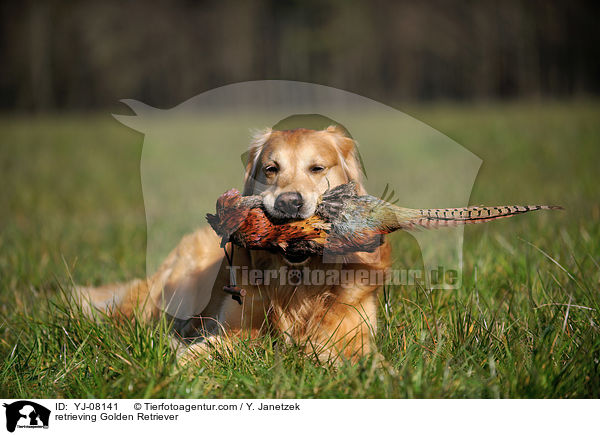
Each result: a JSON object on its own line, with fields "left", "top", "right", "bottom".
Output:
{"left": 177, "top": 326, "right": 264, "bottom": 365}
{"left": 296, "top": 245, "right": 390, "bottom": 363}
{"left": 72, "top": 226, "right": 224, "bottom": 321}
{"left": 73, "top": 278, "right": 159, "bottom": 320}
{"left": 176, "top": 277, "right": 271, "bottom": 364}
{"left": 306, "top": 292, "right": 379, "bottom": 363}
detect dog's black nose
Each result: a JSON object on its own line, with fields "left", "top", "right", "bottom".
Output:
{"left": 274, "top": 192, "right": 304, "bottom": 217}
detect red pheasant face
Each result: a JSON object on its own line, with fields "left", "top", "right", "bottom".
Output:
{"left": 245, "top": 127, "right": 360, "bottom": 221}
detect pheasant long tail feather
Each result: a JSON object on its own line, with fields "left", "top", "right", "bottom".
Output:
{"left": 399, "top": 204, "right": 563, "bottom": 230}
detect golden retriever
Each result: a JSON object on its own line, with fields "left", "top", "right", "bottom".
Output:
{"left": 76, "top": 125, "right": 391, "bottom": 363}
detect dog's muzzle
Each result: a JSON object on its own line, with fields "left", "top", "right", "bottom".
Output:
{"left": 274, "top": 192, "right": 304, "bottom": 218}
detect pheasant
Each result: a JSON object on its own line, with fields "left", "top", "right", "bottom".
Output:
{"left": 206, "top": 182, "right": 562, "bottom": 258}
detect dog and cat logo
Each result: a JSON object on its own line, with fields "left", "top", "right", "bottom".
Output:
{"left": 2, "top": 401, "right": 50, "bottom": 432}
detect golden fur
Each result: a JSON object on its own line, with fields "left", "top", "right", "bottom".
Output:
{"left": 75, "top": 126, "right": 391, "bottom": 363}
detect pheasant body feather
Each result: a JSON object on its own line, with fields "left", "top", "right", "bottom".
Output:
{"left": 206, "top": 182, "right": 561, "bottom": 257}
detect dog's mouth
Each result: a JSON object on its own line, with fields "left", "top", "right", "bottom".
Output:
{"left": 282, "top": 252, "right": 311, "bottom": 266}
{"left": 264, "top": 209, "right": 304, "bottom": 222}
{"left": 263, "top": 201, "right": 316, "bottom": 222}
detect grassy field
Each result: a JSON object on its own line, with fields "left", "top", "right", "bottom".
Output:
{"left": 1, "top": 101, "right": 599, "bottom": 398}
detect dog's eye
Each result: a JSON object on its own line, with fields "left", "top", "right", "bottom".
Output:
{"left": 263, "top": 165, "right": 279, "bottom": 175}
{"left": 310, "top": 165, "right": 325, "bottom": 174}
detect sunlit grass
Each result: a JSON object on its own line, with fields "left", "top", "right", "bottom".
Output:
{"left": 0, "top": 101, "right": 599, "bottom": 398}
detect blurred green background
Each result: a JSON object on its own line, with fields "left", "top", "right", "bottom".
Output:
{"left": 1, "top": 0, "right": 599, "bottom": 111}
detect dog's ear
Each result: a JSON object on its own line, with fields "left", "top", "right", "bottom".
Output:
{"left": 326, "top": 125, "right": 367, "bottom": 194}
{"left": 243, "top": 128, "right": 272, "bottom": 195}
{"left": 326, "top": 124, "right": 349, "bottom": 139}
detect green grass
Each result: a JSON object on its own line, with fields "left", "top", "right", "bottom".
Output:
{"left": 1, "top": 101, "right": 599, "bottom": 398}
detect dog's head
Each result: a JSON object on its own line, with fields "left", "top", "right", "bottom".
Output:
{"left": 243, "top": 126, "right": 365, "bottom": 220}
